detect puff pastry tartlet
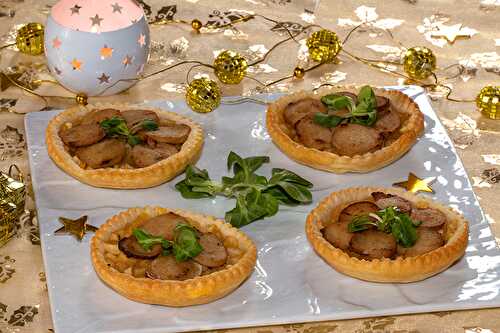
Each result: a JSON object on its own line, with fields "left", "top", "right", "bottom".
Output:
{"left": 266, "top": 86, "right": 424, "bottom": 173}
{"left": 91, "top": 206, "right": 257, "bottom": 306}
{"left": 46, "top": 103, "right": 203, "bottom": 189}
{"left": 306, "top": 187, "right": 468, "bottom": 282}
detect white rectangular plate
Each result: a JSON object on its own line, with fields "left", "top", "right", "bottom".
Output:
{"left": 26, "top": 86, "right": 500, "bottom": 333}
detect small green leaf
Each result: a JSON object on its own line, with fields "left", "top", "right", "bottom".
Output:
{"left": 269, "top": 168, "right": 313, "bottom": 187}
{"left": 175, "top": 180, "right": 213, "bottom": 199}
{"left": 173, "top": 224, "right": 203, "bottom": 261}
{"left": 313, "top": 112, "right": 344, "bottom": 128}
{"left": 273, "top": 182, "right": 312, "bottom": 203}
{"left": 261, "top": 193, "right": 279, "bottom": 217}
{"left": 141, "top": 119, "right": 159, "bottom": 131}
{"left": 100, "top": 116, "right": 130, "bottom": 137}
{"left": 391, "top": 214, "right": 418, "bottom": 248}
{"left": 132, "top": 228, "right": 164, "bottom": 251}
{"left": 348, "top": 215, "right": 376, "bottom": 232}
{"left": 263, "top": 187, "right": 300, "bottom": 205}
{"left": 321, "top": 94, "right": 355, "bottom": 111}
{"left": 127, "top": 135, "right": 142, "bottom": 146}
{"left": 244, "top": 156, "right": 270, "bottom": 174}
{"left": 357, "top": 85, "right": 377, "bottom": 108}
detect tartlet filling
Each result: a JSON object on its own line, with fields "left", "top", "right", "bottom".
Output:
{"left": 59, "top": 108, "right": 191, "bottom": 169}
{"left": 283, "top": 86, "right": 406, "bottom": 156}
{"left": 102, "top": 212, "right": 243, "bottom": 281}
{"left": 322, "top": 191, "right": 446, "bottom": 260}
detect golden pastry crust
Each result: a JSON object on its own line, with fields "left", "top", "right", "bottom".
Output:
{"left": 305, "top": 187, "right": 468, "bottom": 283}
{"left": 91, "top": 206, "right": 257, "bottom": 306}
{"left": 266, "top": 87, "right": 424, "bottom": 173}
{"left": 46, "top": 103, "right": 204, "bottom": 189}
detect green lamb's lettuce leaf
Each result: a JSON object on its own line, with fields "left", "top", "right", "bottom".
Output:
{"left": 133, "top": 228, "right": 173, "bottom": 252}
{"left": 172, "top": 224, "right": 203, "bottom": 262}
{"left": 313, "top": 112, "right": 344, "bottom": 128}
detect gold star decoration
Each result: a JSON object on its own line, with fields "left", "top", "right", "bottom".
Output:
{"left": 54, "top": 216, "right": 98, "bottom": 241}
{"left": 122, "top": 55, "right": 133, "bottom": 67}
{"left": 100, "top": 45, "right": 113, "bottom": 59}
{"left": 0, "top": 72, "right": 22, "bottom": 91}
{"left": 393, "top": 172, "right": 435, "bottom": 194}
{"left": 71, "top": 58, "right": 82, "bottom": 70}
{"left": 70, "top": 4, "right": 82, "bottom": 15}
{"left": 90, "top": 14, "right": 104, "bottom": 27}
{"left": 430, "top": 23, "right": 476, "bottom": 43}
{"left": 97, "top": 73, "right": 110, "bottom": 84}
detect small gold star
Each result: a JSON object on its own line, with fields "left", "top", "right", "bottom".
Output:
{"left": 430, "top": 23, "right": 476, "bottom": 43}
{"left": 100, "top": 45, "right": 113, "bottom": 59}
{"left": 138, "top": 33, "right": 146, "bottom": 47}
{"left": 52, "top": 37, "right": 62, "bottom": 49}
{"left": 97, "top": 73, "right": 110, "bottom": 84}
{"left": 90, "top": 14, "right": 104, "bottom": 27}
{"left": 54, "top": 216, "right": 98, "bottom": 241}
{"left": 71, "top": 58, "right": 82, "bottom": 70}
{"left": 122, "top": 55, "right": 133, "bottom": 67}
{"left": 393, "top": 172, "right": 435, "bottom": 194}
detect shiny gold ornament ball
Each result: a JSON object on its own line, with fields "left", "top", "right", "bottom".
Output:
{"left": 191, "top": 19, "right": 203, "bottom": 33}
{"left": 213, "top": 50, "right": 248, "bottom": 84}
{"left": 403, "top": 46, "right": 436, "bottom": 80}
{"left": 476, "top": 85, "right": 500, "bottom": 119}
{"left": 306, "top": 29, "right": 342, "bottom": 63}
{"left": 293, "top": 66, "right": 305, "bottom": 79}
{"left": 75, "top": 93, "right": 88, "bottom": 106}
{"left": 185, "top": 78, "right": 221, "bottom": 113}
{"left": 16, "top": 23, "right": 44, "bottom": 56}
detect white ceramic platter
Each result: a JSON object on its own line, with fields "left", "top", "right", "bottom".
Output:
{"left": 26, "top": 86, "right": 500, "bottom": 333}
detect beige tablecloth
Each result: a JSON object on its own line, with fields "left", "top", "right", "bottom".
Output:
{"left": 0, "top": 0, "right": 499, "bottom": 332}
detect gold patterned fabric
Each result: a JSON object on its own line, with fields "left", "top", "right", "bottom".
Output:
{"left": 0, "top": 0, "right": 499, "bottom": 332}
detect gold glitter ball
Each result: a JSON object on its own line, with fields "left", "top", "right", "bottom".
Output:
{"left": 293, "top": 66, "right": 305, "bottom": 79}
{"left": 306, "top": 29, "right": 342, "bottom": 63}
{"left": 213, "top": 50, "right": 248, "bottom": 84}
{"left": 75, "top": 93, "right": 88, "bottom": 106}
{"left": 191, "top": 19, "right": 203, "bottom": 33}
{"left": 16, "top": 23, "right": 44, "bottom": 56}
{"left": 476, "top": 85, "right": 500, "bottom": 119}
{"left": 0, "top": 165, "right": 25, "bottom": 248}
{"left": 185, "top": 78, "right": 221, "bottom": 113}
{"left": 403, "top": 46, "right": 436, "bottom": 80}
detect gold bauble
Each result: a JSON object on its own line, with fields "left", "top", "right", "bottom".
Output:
{"left": 191, "top": 19, "right": 203, "bottom": 33}
{"left": 16, "top": 23, "right": 44, "bottom": 56}
{"left": 185, "top": 78, "right": 221, "bottom": 113}
{"left": 403, "top": 46, "right": 436, "bottom": 80}
{"left": 76, "top": 93, "right": 88, "bottom": 106}
{"left": 213, "top": 50, "right": 248, "bottom": 84}
{"left": 293, "top": 66, "right": 305, "bottom": 79}
{"left": 306, "top": 29, "right": 342, "bottom": 63}
{"left": 476, "top": 85, "right": 500, "bottom": 119}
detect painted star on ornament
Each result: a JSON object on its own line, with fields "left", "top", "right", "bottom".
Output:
{"left": 430, "top": 23, "right": 477, "bottom": 43}
{"left": 54, "top": 216, "right": 98, "bottom": 241}
{"left": 138, "top": 33, "right": 146, "bottom": 47}
{"left": 90, "top": 14, "right": 104, "bottom": 27}
{"left": 122, "top": 55, "right": 133, "bottom": 67}
{"left": 111, "top": 2, "right": 123, "bottom": 13}
{"left": 100, "top": 45, "right": 113, "bottom": 59}
{"left": 71, "top": 58, "right": 82, "bottom": 70}
{"left": 54, "top": 67, "right": 62, "bottom": 75}
{"left": 98, "top": 73, "right": 110, "bottom": 84}
{"left": 393, "top": 172, "right": 435, "bottom": 194}
{"left": 70, "top": 4, "right": 82, "bottom": 15}
{"left": 52, "top": 37, "right": 62, "bottom": 49}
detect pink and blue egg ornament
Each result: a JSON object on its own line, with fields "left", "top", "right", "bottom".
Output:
{"left": 44, "top": 0, "right": 150, "bottom": 96}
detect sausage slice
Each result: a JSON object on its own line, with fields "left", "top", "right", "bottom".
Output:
{"left": 81, "top": 108, "right": 122, "bottom": 125}
{"left": 129, "top": 144, "right": 177, "bottom": 168}
{"left": 121, "top": 110, "right": 160, "bottom": 128}
{"left": 331, "top": 124, "right": 382, "bottom": 156}
{"left": 140, "top": 213, "right": 187, "bottom": 241}
{"left": 146, "top": 256, "right": 202, "bottom": 281}
{"left": 193, "top": 233, "right": 228, "bottom": 268}
{"left": 339, "top": 201, "right": 379, "bottom": 224}
{"left": 397, "top": 228, "right": 444, "bottom": 257}
{"left": 296, "top": 116, "right": 333, "bottom": 150}
{"left": 284, "top": 98, "right": 327, "bottom": 127}
{"left": 118, "top": 236, "right": 162, "bottom": 259}
{"left": 371, "top": 192, "right": 412, "bottom": 213}
{"left": 59, "top": 123, "right": 105, "bottom": 147}
{"left": 375, "top": 96, "right": 390, "bottom": 112}
{"left": 145, "top": 124, "right": 191, "bottom": 144}
{"left": 374, "top": 110, "right": 400, "bottom": 133}
{"left": 350, "top": 230, "right": 396, "bottom": 260}
{"left": 323, "top": 220, "right": 353, "bottom": 250}
{"left": 410, "top": 208, "right": 446, "bottom": 228}
{"left": 75, "top": 139, "right": 126, "bottom": 168}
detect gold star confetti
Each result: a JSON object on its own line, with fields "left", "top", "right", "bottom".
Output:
{"left": 52, "top": 37, "right": 61, "bottom": 49}
{"left": 100, "top": 45, "right": 113, "bottom": 59}
{"left": 97, "top": 73, "right": 110, "bottom": 84}
{"left": 54, "top": 216, "right": 98, "bottom": 241}
{"left": 122, "top": 55, "right": 133, "bottom": 67}
{"left": 430, "top": 23, "right": 477, "bottom": 43}
{"left": 393, "top": 172, "right": 435, "bottom": 193}
{"left": 90, "top": 14, "right": 103, "bottom": 27}
{"left": 71, "top": 58, "right": 82, "bottom": 70}
{"left": 138, "top": 33, "right": 146, "bottom": 47}
{"left": 70, "top": 4, "right": 82, "bottom": 15}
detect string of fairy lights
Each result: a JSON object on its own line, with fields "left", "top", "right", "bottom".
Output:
{"left": 0, "top": 12, "right": 498, "bottom": 119}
